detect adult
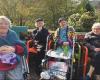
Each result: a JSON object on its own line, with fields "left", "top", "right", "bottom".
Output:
{"left": 28, "top": 18, "right": 49, "bottom": 77}
{"left": 85, "top": 23, "right": 100, "bottom": 80}
{"left": 0, "top": 16, "right": 27, "bottom": 80}
{"left": 54, "top": 17, "right": 75, "bottom": 57}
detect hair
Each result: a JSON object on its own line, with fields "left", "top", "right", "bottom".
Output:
{"left": 58, "top": 17, "right": 66, "bottom": 23}
{"left": 92, "top": 22, "right": 100, "bottom": 29}
{"left": 35, "top": 18, "right": 44, "bottom": 22}
{"left": 0, "top": 16, "right": 11, "bottom": 27}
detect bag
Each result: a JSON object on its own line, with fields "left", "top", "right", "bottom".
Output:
{"left": 0, "top": 53, "right": 17, "bottom": 65}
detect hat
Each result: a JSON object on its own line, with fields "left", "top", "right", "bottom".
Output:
{"left": 35, "top": 18, "right": 44, "bottom": 22}
{"left": 58, "top": 17, "right": 66, "bottom": 23}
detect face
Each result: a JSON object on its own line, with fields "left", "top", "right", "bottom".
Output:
{"left": 92, "top": 27, "right": 100, "bottom": 35}
{"left": 35, "top": 21, "right": 44, "bottom": 28}
{"left": 0, "top": 19, "right": 9, "bottom": 36}
{"left": 59, "top": 20, "right": 67, "bottom": 27}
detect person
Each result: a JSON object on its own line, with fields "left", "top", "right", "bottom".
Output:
{"left": 28, "top": 18, "right": 49, "bottom": 78}
{"left": 0, "top": 16, "right": 27, "bottom": 80}
{"left": 40, "top": 17, "right": 75, "bottom": 80}
{"left": 54, "top": 17, "right": 75, "bottom": 57}
{"left": 85, "top": 23, "right": 100, "bottom": 80}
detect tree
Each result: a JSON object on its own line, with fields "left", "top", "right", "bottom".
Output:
{"left": 77, "top": 0, "right": 94, "bottom": 14}
{"left": 95, "top": 10, "right": 100, "bottom": 22}
{"left": 0, "top": 0, "right": 97, "bottom": 31}
{"left": 68, "top": 0, "right": 97, "bottom": 31}
{"left": 68, "top": 13, "right": 81, "bottom": 30}
{"left": 43, "top": 0, "right": 78, "bottom": 30}
{"left": 79, "top": 12, "right": 97, "bottom": 31}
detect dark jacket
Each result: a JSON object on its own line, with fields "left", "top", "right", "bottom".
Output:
{"left": 85, "top": 31, "right": 100, "bottom": 74}
{"left": 85, "top": 31, "right": 100, "bottom": 53}
{"left": 32, "top": 27, "right": 49, "bottom": 59}
{"left": 32, "top": 27, "right": 49, "bottom": 49}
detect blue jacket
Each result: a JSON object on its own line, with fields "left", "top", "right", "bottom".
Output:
{"left": 0, "top": 29, "right": 28, "bottom": 62}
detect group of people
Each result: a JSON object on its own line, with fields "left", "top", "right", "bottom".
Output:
{"left": 0, "top": 15, "right": 100, "bottom": 80}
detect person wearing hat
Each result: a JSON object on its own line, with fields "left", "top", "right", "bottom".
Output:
{"left": 28, "top": 18, "right": 49, "bottom": 78}
{"left": 85, "top": 23, "right": 100, "bottom": 80}
{"left": 54, "top": 17, "right": 75, "bottom": 57}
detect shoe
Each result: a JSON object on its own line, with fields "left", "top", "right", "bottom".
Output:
{"left": 86, "top": 75, "right": 91, "bottom": 80}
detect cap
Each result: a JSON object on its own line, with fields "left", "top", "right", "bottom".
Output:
{"left": 58, "top": 17, "right": 66, "bottom": 23}
{"left": 35, "top": 18, "right": 44, "bottom": 22}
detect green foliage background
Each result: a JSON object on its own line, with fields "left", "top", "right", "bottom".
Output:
{"left": 0, "top": 0, "right": 99, "bottom": 31}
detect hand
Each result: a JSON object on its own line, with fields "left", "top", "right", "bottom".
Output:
{"left": 63, "top": 42, "right": 69, "bottom": 46}
{"left": 94, "top": 48, "right": 100, "bottom": 52}
{"left": 0, "top": 45, "right": 7, "bottom": 51}
{"left": 0, "top": 45, "right": 15, "bottom": 54}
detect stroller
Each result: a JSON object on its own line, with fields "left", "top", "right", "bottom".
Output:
{"left": 40, "top": 34, "right": 76, "bottom": 80}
